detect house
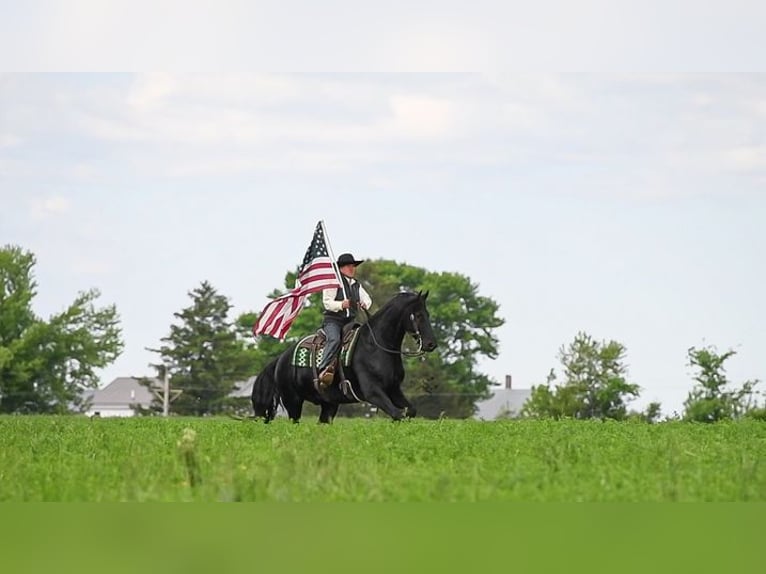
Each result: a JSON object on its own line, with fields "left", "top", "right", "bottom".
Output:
{"left": 229, "top": 376, "right": 256, "bottom": 398}
{"left": 474, "top": 375, "right": 531, "bottom": 420}
{"left": 230, "top": 376, "right": 288, "bottom": 417}
{"left": 84, "top": 377, "right": 160, "bottom": 417}
{"left": 83, "top": 376, "right": 264, "bottom": 417}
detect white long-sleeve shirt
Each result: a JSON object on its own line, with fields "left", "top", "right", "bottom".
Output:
{"left": 322, "top": 278, "right": 373, "bottom": 312}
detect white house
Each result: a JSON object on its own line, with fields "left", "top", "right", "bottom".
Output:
{"left": 229, "top": 376, "right": 257, "bottom": 398}
{"left": 474, "top": 375, "right": 531, "bottom": 420}
{"left": 84, "top": 377, "right": 160, "bottom": 417}
{"left": 83, "top": 376, "right": 258, "bottom": 417}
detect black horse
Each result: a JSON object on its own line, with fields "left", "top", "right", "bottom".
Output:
{"left": 251, "top": 291, "right": 437, "bottom": 423}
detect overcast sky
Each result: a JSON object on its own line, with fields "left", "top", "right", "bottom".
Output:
{"left": 2, "top": 73, "right": 764, "bottom": 415}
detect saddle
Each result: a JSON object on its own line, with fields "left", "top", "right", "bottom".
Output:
{"left": 292, "top": 323, "right": 361, "bottom": 370}
{"left": 292, "top": 323, "right": 362, "bottom": 396}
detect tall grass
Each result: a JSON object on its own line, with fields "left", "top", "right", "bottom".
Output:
{"left": 1, "top": 416, "right": 763, "bottom": 501}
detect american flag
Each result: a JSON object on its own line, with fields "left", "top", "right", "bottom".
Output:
{"left": 253, "top": 221, "right": 340, "bottom": 340}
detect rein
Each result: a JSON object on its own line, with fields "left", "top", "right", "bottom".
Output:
{"left": 359, "top": 307, "right": 426, "bottom": 358}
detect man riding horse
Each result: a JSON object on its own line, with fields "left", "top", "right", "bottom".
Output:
{"left": 315, "top": 252, "right": 372, "bottom": 390}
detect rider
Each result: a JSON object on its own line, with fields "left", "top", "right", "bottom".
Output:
{"left": 316, "top": 252, "right": 372, "bottom": 389}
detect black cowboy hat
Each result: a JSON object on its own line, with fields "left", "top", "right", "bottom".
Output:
{"left": 337, "top": 253, "right": 364, "bottom": 267}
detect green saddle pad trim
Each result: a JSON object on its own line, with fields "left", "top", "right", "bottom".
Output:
{"left": 291, "top": 328, "right": 361, "bottom": 369}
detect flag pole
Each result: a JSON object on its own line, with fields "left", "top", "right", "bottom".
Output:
{"left": 319, "top": 220, "right": 351, "bottom": 311}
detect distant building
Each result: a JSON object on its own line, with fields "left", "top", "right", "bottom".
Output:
{"left": 84, "top": 377, "right": 160, "bottom": 417}
{"left": 229, "top": 376, "right": 256, "bottom": 398}
{"left": 474, "top": 375, "right": 531, "bottom": 420}
{"left": 230, "top": 376, "right": 287, "bottom": 417}
{"left": 83, "top": 376, "right": 262, "bottom": 417}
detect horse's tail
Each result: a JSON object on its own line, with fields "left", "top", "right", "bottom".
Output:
{"left": 251, "top": 356, "right": 281, "bottom": 422}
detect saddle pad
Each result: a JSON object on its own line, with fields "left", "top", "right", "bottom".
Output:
{"left": 291, "top": 329, "right": 361, "bottom": 369}
{"left": 292, "top": 337, "right": 324, "bottom": 369}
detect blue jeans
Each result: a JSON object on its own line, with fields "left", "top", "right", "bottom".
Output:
{"left": 317, "top": 320, "right": 343, "bottom": 372}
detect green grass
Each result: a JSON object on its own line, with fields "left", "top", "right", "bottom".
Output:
{"left": 1, "top": 416, "right": 764, "bottom": 501}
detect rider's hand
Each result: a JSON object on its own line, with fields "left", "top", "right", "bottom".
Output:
{"left": 341, "top": 299, "right": 352, "bottom": 310}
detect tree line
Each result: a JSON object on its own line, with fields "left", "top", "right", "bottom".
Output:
{"left": 519, "top": 332, "right": 764, "bottom": 422}
{"left": 1, "top": 244, "right": 763, "bottom": 421}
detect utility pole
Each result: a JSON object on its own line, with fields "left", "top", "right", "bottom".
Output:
{"left": 163, "top": 366, "right": 170, "bottom": 417}
{"left": 150, "top": 363, "right": 181, "bottom": 417}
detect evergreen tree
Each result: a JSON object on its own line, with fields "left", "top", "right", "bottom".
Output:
{"left": 150, "top": 281, "right": 253, "bottom": 415}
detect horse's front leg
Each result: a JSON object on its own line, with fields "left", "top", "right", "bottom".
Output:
{"left": 363, "top": 386, "right": 405, "bottom": 421}
{"left": 318, "top": 402, "right": 339, "bottom": 424}
{"left": 388, "top": 386, "right": 416, "bottom": 418}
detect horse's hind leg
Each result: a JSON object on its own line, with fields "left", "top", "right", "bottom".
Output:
{"left": 318, "top": 402, "right": 339, "bottom": 424}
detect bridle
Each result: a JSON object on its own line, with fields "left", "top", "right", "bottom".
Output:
{"left": 360, "top": 307, "right": 426, "bottom": 357}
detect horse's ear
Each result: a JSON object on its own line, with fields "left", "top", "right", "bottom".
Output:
{"left": 417, "top": 290, "right": 422, "bottom": 298}
{"left": 423, "top": 290, "right": 429, "bottom": 300}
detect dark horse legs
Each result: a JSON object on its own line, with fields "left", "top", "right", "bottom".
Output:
{"left": 364, "top": 386, "right": 405, "bottom": 421}
{"left": 318, "top": 402, "right": 339, "bottom": 424}
{"left": 281, "top": 392, "right": 304, "bottom": 423}
{"left": 388, "top": 386, "right": 417, "bottom": 418}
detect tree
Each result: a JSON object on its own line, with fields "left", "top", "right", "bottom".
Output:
{"left": 683, "top": 345, "right": 761, "bottom": 423}
{"left": 640, "top": 401, "right": 663, "bottom": 424}
{"left": 522, "top": 332, "right": 640, "bottom": 420}
{"left": 149, "top": 281, "right": 256, "bottom": 416}
{"left": 0, "top": 245, "right": 123, "bottom": 413}
{"left": 245, "top": 259, "right": 505, "bottom": 418}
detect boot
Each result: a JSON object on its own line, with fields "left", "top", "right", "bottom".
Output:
{"left": 318, "top": 365, "right": 335, "bottom": 388}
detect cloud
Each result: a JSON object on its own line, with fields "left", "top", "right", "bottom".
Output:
{"left": 387, "top": 94, "right": 456, "bottom": 139}
{"left": 29, "top": 196, "right": 71, "bottom": 220}
{"left": 0, "top": 133, "right": 21, "bottom": 148}
{"left": 68, "top": 163, "right": 100, "bottom": 182}
{"left": 126, "top": 73, "right": 177, "bottom": 112}
{"left": 501, "top": 101, "right": 545, "bottom": 131}
{"left": 722, "top": 146, "right": 766, "bottom": 171}
{"left": 80, "top": 75, "right": 465, "bottom": 147}
{"left": 3, "top": 74, "right": 766, "bottom": 196}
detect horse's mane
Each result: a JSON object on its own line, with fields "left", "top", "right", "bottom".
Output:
{"left": 369, "top": 291, "right": 420, "bottom": 322}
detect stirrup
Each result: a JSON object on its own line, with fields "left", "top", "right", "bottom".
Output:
{"left": 318, "top": 367, "right": 334, "bottom": 386}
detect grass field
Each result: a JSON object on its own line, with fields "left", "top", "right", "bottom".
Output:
{"left": 1, "top": 416, "right": 763, "bottom": 501}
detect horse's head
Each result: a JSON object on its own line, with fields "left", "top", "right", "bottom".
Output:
{"left": 406, "top": 291, "right": 437, "bottom": 353}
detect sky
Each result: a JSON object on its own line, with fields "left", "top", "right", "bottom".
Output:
{"left": 1, "top": 73, "right": 765, "bottom": 416}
